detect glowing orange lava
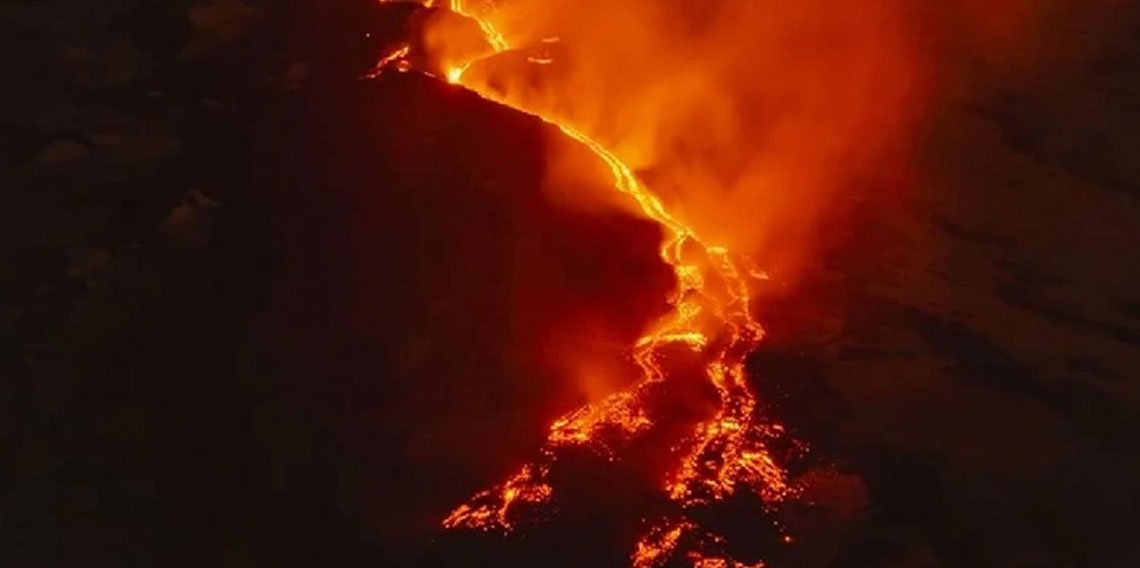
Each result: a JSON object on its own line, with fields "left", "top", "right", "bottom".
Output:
{"left": 632, "top": 521, "right": 692, "bottom": 568}
{"left": 632, "top": 519, "right": 769, "bottom": 568}
{"left": 373, "top": 1, "right": 802, "bottom": 565}
{"left": 365, "top": 44, "right": 411, "bottom": 77}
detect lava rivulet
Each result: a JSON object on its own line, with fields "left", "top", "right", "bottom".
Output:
{"left": 376, "top": 1, "right": 801, "bottom": 564}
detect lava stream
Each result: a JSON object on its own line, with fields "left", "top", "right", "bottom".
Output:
{"left": 375, "top": 1, "right": 803, "bottom": 565}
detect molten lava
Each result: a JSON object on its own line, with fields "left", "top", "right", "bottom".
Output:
{"left": 376, "top": 1, "right": 803, "bottom": 565}
{"left": 354, "top": 0, "right": 1118, "bottom": 563}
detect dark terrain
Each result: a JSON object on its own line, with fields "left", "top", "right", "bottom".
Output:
{"left": 2, "top": 1, "right": 1139, "bottom": 566}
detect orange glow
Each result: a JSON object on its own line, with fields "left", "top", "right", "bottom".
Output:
{"left": 364, "top": 44, "right": 410, "bottom": 77}
{"left": 631, "top": 521, "right": 692, "bottom": 568}
{"left": 361, "top": 0, "right": 1121, "bottom": 563}
{"left": 548, "top": 389, "right": 651, "bottom": 448}
{"left": 445, "top": 64, "right": 467, "bottom": 83}
{"left": 441, "top": 463, "right": 552, "bottom": 531}
{"left": 449, "top": 0, "right": 509, "bottom": 51}
{"left": 350, "top": 0, "right": 1068, "bottom": 563}
{"left": 374, "top": 0, "right": 810, "bottom": 563}
{"left": 689, "top": 557, "right": 765, "bottom": 568}
{"left": 630, "top": 519, "right": 770, "bottom": 568}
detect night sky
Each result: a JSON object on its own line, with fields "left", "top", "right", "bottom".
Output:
{"left": 2, "top": 1, "right": 1139, "bottom": 566}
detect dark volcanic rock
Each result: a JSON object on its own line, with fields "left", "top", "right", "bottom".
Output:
{"left": 251, "top": 71, "right": 673, "bottom": 555}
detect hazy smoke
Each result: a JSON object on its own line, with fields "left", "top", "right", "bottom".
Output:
{"left": 424, "top": 0, "right": 1119, "bottom": 284}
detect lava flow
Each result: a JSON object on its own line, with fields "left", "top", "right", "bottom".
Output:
{"left": 375, "top": 1, "right": 803, "bottom": 565}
